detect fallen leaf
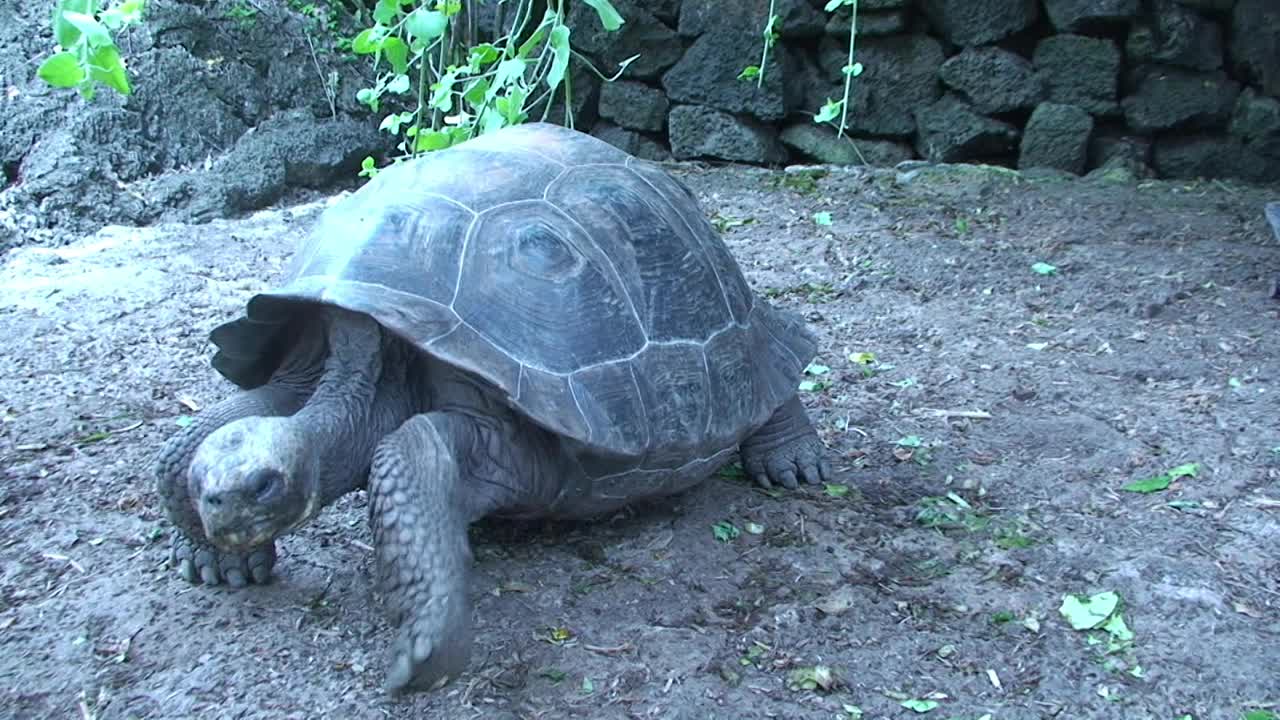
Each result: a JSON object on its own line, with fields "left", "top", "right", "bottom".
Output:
{"left": 1059, "top": 591, "right": 1120, "bottom": 630}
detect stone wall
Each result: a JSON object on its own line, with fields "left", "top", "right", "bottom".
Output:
{"left": 567, "top": 0, "right": 1280, "bottom": 182}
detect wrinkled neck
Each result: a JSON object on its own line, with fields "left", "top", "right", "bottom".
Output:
{"left": 291, "top": 309, "right": 415, "bottom": 502}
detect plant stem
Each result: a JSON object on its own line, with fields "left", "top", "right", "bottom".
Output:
{"left": 756, "top": 0, "right": 776, "bottom": 88}
{"left": 836, "top": 0, "right": 858, "bottom": 138}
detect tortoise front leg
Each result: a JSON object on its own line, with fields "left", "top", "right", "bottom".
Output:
{"left": 368, "top": 411, "right": 562, "bottom": 693}
{"left": 154, "top": 385, "right": 307, "bottom": 587}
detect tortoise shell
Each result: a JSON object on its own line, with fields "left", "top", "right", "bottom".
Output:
{"left": 209, "top": 123, "right": 815, "bottom": 472}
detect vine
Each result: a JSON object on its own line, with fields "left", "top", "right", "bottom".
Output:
{"left": 741, "top": 0, "right": 863, "bottom": 139}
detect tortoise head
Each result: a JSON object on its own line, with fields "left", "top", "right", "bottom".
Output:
{"left": 188, "top": 416, "right": 321, "bottom": 553}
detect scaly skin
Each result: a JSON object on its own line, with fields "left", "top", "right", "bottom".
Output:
{"left": 368, "top": 407, "right": 564, "bottom": 693}
{"left": 740, "top": 395, "right": 832, "bottom": 490}
{"left": 368, "top": 414, "right": 476, "bottom": 693}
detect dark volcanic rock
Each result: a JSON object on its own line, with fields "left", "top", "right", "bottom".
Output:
{"left": 1228, "top": 88, "right": 1280, "bottom": 160}
{"left": 149, "top": 111, "right": 386, "bottom": 224}
{"left": 667, "top": 105, "right": 788, "bottom": 164}
{"left": 779, "top": 123, "right": 915, "bottom": 165}
{"left": 1033, "top": 35, "right": 1122, "bottom": 116}
{"left": 825, "top": 8, "right": 910, "bottom": 36}
{"left": 1121, "top": 66, "right": 1241, "bottom": 132}
{"left": 598, "top": 81, "right": 670, "bottom": 133}
{"left": 663, "top": 30, "right": 791, "bottom": 121}
{"left": 920, "top": 0, "right": 1039, "bottom": 46}
{"left": 1126, "top": 0, "right": 1224, "bottom": 71}
{"left": 1019, "top": 103, "right": 1094, "bottom": 174}
{"left": 590, "top": 123, "right": 671, "bottom": 161}
{"left": 678, "top": 0, "right": 822, "bottom": 38}
{"left": 1089, "top": 133, "right": 1153, "bottom": 172}
{"left": 914, "top": 95, "right": 1020, "bottom": 163}
{"left": 1043, "top": 0, "right": 1140, "bottom": 32}
{"left": 568, "top": 0, "right": 683, "bottom": 80}
{"left": 939, "top": 47, "right": 1045, "bottom": 114}
{"left": 812, "top": 34, "right": 945, "bottom": 137}
{"left": 1152, "top": 134, "right": 1271, "bottom": 181}
{"left": 1229, "top": 0, "right": 1280, "bottom": 98}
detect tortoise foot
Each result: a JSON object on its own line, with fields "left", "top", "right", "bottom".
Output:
{"left": 742, "top": 395, "right": 833, "bottom": 490}
{"left": 171, "top": 533, "right": 276, "bottom": 588}
{"left": 385, "top": 591, "right": 473, "bottom": 694}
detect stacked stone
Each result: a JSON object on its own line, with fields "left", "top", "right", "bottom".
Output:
{"left": 565, "top": 0, "right": 1280, "bottom": 182}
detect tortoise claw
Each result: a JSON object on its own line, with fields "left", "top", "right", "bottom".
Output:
{"left": 171, "top": 533, "right": 276, "bottom": 587}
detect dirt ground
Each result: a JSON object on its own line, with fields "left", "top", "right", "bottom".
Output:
{"left": 1, "top": 160, "right": 1278, "bottom": 720}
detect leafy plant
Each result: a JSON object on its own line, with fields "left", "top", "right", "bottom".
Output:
{"left": 351, "top": 0, "right": 631, "bottom": 171}
{"left": 38, "top": 0, "right": 146, "bottom": 99}
{"left": 38, "top": 0, "right": 629, "bottom": 171}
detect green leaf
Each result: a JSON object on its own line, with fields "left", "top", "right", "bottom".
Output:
{"left": 814, "top": 98, "right": 841, "bottom": 124}
{"left": 824, "top": 483, "right": 849, "bottom": 498}
{"left": 496, "top": 86, "right": 528, "bottom": 125}
{"left": 351, "top": 27, "right": 385, "bottom": 54}
{"left": 737, "top": 65, "right": 760, "bottom": 81}
{"left": 430, "top": 69, "right": 457, "bottom": 111}
{"left": 373, "top": 0, "right": 400, "bottom": 24}
{"left": 1122, "top": 474, "right": 1171, "bottom": 494}
{"left": 582, "top": 0, "right": 625, "bottom": 31}
{"left": 386, "top": 73, "right": 411, "bottom": 94}
{"left": 61, "top": 11, "right": 112, "bottom": 48}
{"left": 467, "top": 43, "right": 500, "bottom": 70}
{"left": 711, "top": 521, "right": 740, "bottom": 542}
{"left": 381, "top": 36, "right": 409, "bottom": 74}
{"left": 174, "top": 415, "right": 195, "bottom": 428}
{"left": 37, "top": 51, "right": 86, "bottom": 88}
{"left": 813, "top": 211, "right": 833, "bottom": 226}
{"left": 405, "top": 8, "right": 447, "bottom": 42}
{"left": 87, "top": 43, "right": 131, "bottom": 95}
{"left": 100, "top": 0, "right": 146, "bottom": 29}
{"left": 1059, "top": 591, "right": 1120, "bottom": 630}
{"left": 900, "top": 699, "right": 939, "bottom": 713}
{"left": 463, "top": 77, "right": 490, "bottom": 108}
{"left": 414, "top": 129, "right": 451, "bottom": 152}
{"left": 53, "top": 0, "right": 95, "bottom": 48}
{"left": 1167, "top": 462, "right": 1199, "bottom": 479}
{"left": 844, "top": 62, "right": 863, "bottom": 77}
{"left": 1031, "top": 262, "right": 1058, "bottom": 275}
{"left": 492, "top": 58, "right": 527, "bottom": 96}
{"left": 546, "top": 25, "right": 571, "bottom": 90}
{"left": 358, "top": 155, "right": 379, "bottom": 178}
{"left": 804, "top": 363, "right": 831, "bottom": 375}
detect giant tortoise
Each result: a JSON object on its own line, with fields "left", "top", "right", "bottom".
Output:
{"left": 154, "top": 122, "right": 831, "bottom": 693}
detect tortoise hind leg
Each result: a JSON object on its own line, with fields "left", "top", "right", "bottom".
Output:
{"left": 740, "top": 395, "right": 832, "bottom": 490}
